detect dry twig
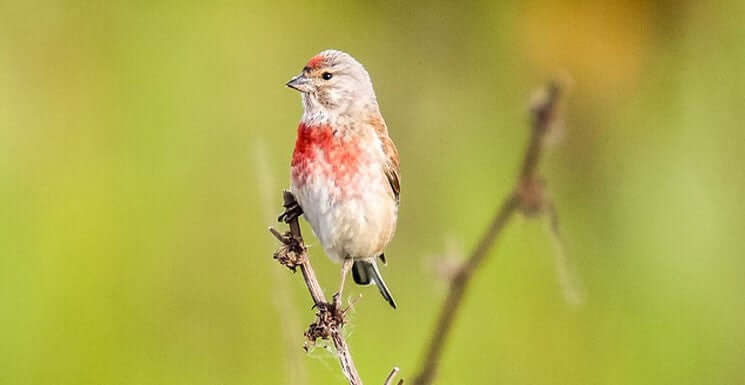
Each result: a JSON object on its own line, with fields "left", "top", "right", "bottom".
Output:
{"left": 270, "top": 191, "right": 403, "bottom": 385}
{"left": 412, "top": 82, "right": 566, "bottom": 385}
{"left": 384, "top": 367, "right": 404, "bottom": 385}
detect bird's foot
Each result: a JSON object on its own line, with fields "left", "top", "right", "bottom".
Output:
{"left": 277, "top": 194, "right": 303, "bottom": 223}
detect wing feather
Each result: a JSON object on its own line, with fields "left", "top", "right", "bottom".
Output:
{"left": 369, "top": 116, "right": 400, "bottom": 203}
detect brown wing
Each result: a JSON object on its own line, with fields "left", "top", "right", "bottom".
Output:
{"left": 369, "top": 116, "right": 400, "bottom": 203}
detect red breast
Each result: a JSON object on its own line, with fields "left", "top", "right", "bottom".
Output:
{"left": 291, "top": 123, "right": 363, "bottom": 186}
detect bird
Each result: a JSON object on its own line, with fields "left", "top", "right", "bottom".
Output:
{"left": 282, "top": 49, "right": 400, "bottom": 309}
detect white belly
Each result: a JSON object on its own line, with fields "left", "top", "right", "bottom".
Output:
{"left": 291, "top": 165, "right": 397, "bottom": 263}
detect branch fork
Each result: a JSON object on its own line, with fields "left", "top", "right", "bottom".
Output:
{"left": 515, "top": 177, "right": 547, "bottom": 216}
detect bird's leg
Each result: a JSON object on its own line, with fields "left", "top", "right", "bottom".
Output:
{"left": 333, "top": 258, "right": 354, "bottom": 308}
{"left": 277, "top": 197, "right": 303, "bottom": 223}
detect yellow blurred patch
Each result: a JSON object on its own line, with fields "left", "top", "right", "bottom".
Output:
{"left": 519, "top": 1, "right": 653, "bottom": 94}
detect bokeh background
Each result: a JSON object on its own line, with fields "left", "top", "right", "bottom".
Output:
{"left": 2, "top": 1, "right": 744, "bottom": 384}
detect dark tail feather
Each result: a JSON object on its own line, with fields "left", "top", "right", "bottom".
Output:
{"left": 352, "top": 260, "right": 372, "bottom": 285}
{"left": 352, "top": 260, "right": 397, "bottom": 309}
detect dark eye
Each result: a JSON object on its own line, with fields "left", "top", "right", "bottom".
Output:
{"left": 322, "top": 72, "right": 333, "bottom": 80}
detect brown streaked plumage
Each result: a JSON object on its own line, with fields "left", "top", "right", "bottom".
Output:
{"left": 370, "top": 115, "right": 400, "bottom": 203}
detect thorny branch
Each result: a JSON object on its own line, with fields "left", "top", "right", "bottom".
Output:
{"left": 412, "top": 82, "right": 567, "bottom": 385}
{"left": 270, "top": 191, "right": 402, "bottom": 385}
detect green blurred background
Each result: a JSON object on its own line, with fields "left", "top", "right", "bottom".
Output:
{"left": 2, "top": 1, "right": 744, "bottom": 384}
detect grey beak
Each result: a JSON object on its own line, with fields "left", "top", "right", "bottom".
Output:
{"left": 286, "top": 73, "right": 310, "bottom": 92}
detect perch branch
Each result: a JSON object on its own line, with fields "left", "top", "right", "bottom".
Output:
{"left": 271, "top": 191, "right": 403, "bottom": 385}
{"left": 412, "top": 82, "right": 563, "bottom": 385}
{"left": 270, "top": 191, "right": 361, "bottom": 384}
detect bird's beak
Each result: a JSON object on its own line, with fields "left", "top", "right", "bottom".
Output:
{"left": 286, "top": 73, "right": 311, "bottom": 93}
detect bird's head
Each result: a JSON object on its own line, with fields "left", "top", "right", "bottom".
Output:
{"left": 287, "top": 50, "right": 378, "bottom": 119}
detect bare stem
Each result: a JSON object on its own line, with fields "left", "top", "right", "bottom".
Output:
{"left": 412, "top": 82, "right": 563, "bottom": 385}
{"left": 271, "top": 190, "right": 403, "bottom": 385}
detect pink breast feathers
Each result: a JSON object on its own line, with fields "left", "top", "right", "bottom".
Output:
{"left": 291, "top": 123, "right": 363, "bottom": 188}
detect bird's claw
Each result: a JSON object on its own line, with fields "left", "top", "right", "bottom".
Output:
{"left": 278, "top": 200, "right": 303, "bottom": 223}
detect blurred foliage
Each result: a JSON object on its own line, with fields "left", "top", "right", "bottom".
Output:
{"left": 1, "top": 1, "right": 744, "bottom": 384}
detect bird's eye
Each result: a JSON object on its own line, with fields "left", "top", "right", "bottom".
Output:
{"left": 322, "top": 72, "right": 333, "bottom": 80}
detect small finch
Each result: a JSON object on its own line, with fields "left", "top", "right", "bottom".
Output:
{"left": 283, "top": 49, "right": 400, "bottom": 309}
